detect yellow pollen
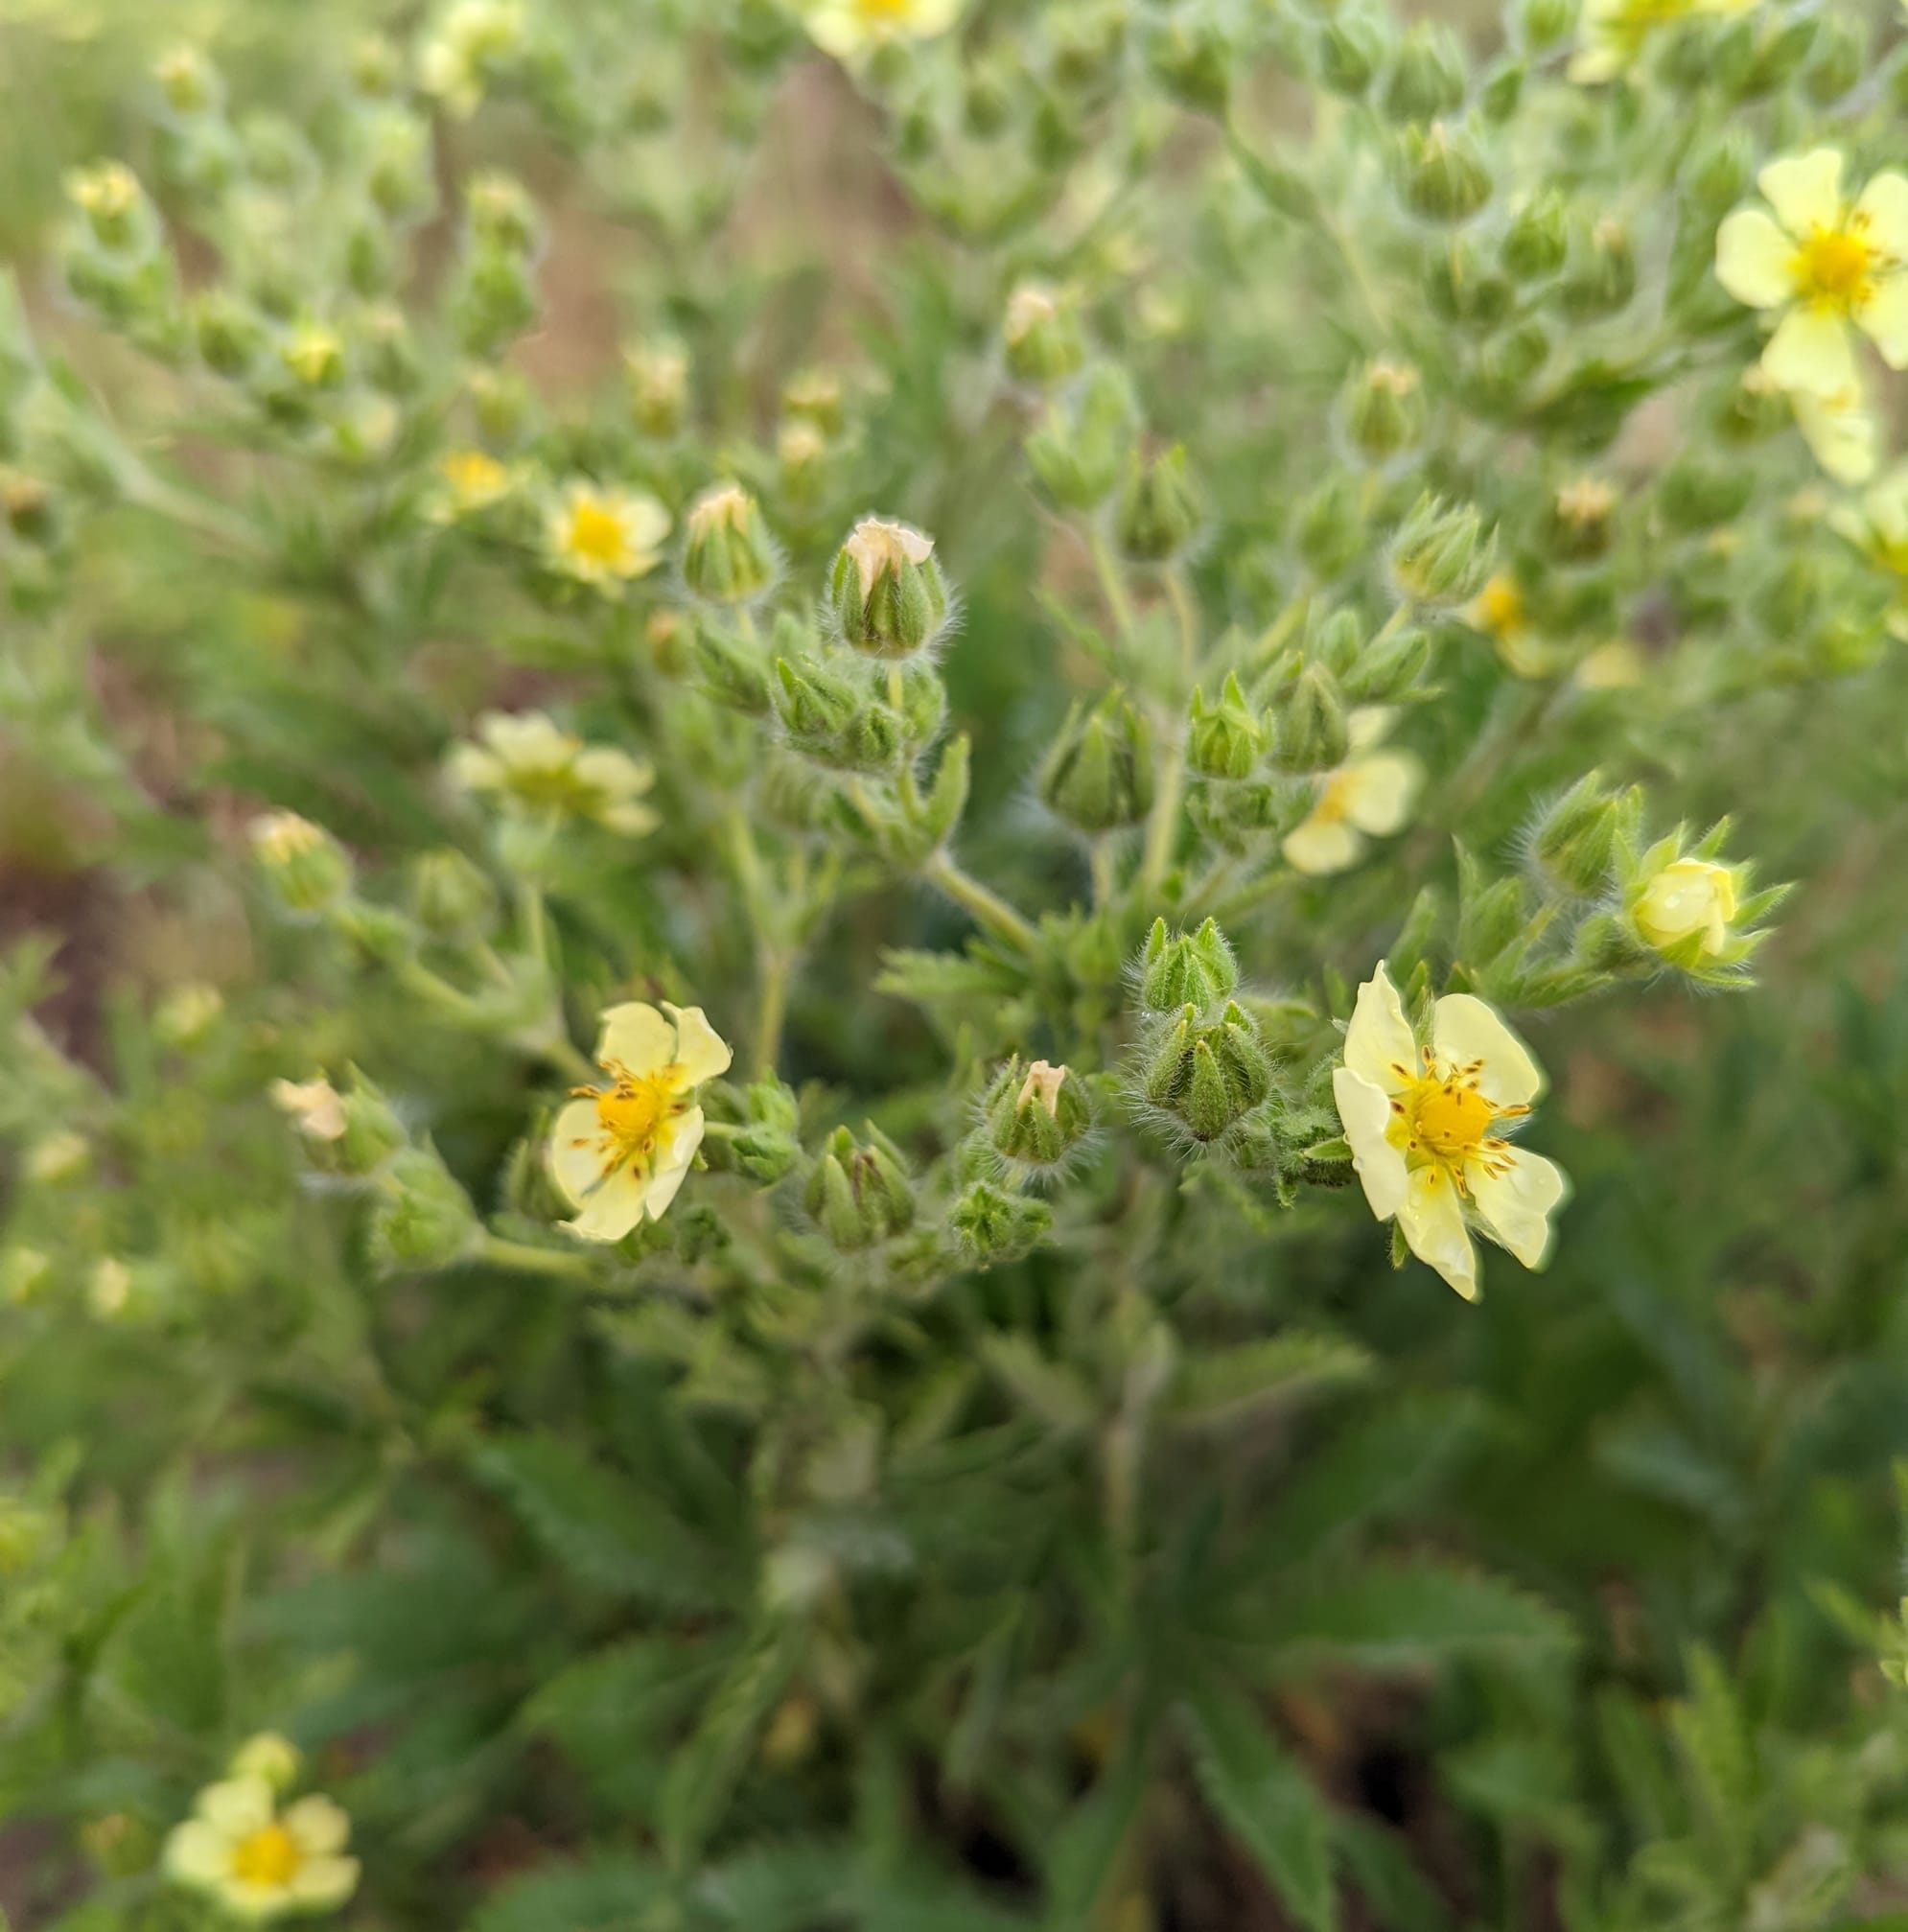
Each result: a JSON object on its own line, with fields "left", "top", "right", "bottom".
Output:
{"left": 1797, "top": 227, "right": 1873, "bottom": 307}
{"left": 592, "top": 1067, "right": 682, "bottom": 1156}
{"left": 856, "top": 0, "right": 915, "bottom": 16}
{"left": 565, "top": 500, "right": 632, "bottom": 570}
{"left": 1313, "top": 770, "right": 1358, "bottom": 826}
{"left": 231, "top": 1824, "right": 302, "bottom": 1889}
{"left": 1407, "top": 1078, "right": 1498, "bottom": 1160}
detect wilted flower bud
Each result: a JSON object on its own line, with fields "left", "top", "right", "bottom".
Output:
{"left": 803, "top": 1125, "right": 915, "bottom": 1251}
{"left": 1272, "top": 663, "right": 1351, "bottom": 773}
{"left": 1115, "top": 445, "right": 1201, "bottom": 564}
{"left": 1039, "top": 690, "right": 1154, "bottom": 832}
{"left": 1559, "top": 218, "right": 1636, "bottom": 319}
{"left": 1544, "top": 476, "right": 1617, "bottom": 564}
{"left": 1389, "top": 493, "right": 1495, "bottom": 606}
{"left": 1342, "top": 359, "right": 1426, "bottom": 460}
{"left": 684, "top": 482, "right": 779, "bottom": 605}
{"left": 1382, "top": 22, "right": 1467, "bottom": 124}
{"left": 1140, "top": 1000, "right": 1272, "bottom": 1143}
{"left": 828, "top": 517, "right": 949, "bottom": 657}
{"left": 1398, "top": 121, "right": 1491, "bottom": 223}
{"left": 1501, "top": 188, "right": 1568, "bottom": 280}
{"left": 1026, "top": 361, "right": 1137, "bottom": 511}
{"left": 369, "top": 1144, "right": 482, "bottom": 1272}
{"left": 251, "top": 811, "right": 353, "bottom": 913}
{"left": 625, "top": 341, "right": 690, "bottom": 439}
{"left": 1531, "top": 770, "right": 1639, "bottom": 897}
{"left": 986, "top": 1058, "right": 1092, "bottom": 1168}
{"left": 1187, "top": 673, "right": 1267, "bottom": 780}
{"left": 1138, "top": 917, "right": 1239, "bottom": 1015}
{"left": 949, "top": 1181, "right": 1053, "bottom": 1265}
{"left": 1003, "top": 283, "right": 1085, "bottom": 386}
{"left": 407, "top": 848, "right": 499, "bottom": 937}
{"left": 1317, "top": 12, "right": 1386, "bottom": 96}
{"left": 273, "top": 1069, "right": 405, "bottom": 1175}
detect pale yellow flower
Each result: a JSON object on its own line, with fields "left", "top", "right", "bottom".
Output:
{"left": 1791, "top": 380, "right": 1879, "bottom": 486}
{"left": 449, "top": 710, "right": 658, "bottom": 836}
{"left": 1569, "top": 0, "right": 1754, "bottom": 83}
{"left": 544, "top": 480, "right": 670, "bottom": 590}
{"left": 68, "top": 160, "right": 140, "bottom": 221}
{"left": 1017, "top": 1059, "right": 1067, "bottom": 1114}
{"left": 842, "top": 516, "right": 935, "bottom": 599}
{"left": 1715, "top": 150, "right": 1908, "bottom": 398}
{"left": 1334, "top": 962, "right": 1567, "bottom": 1301}
{"left": 803, "top": 0, "right": 963, "bottom": 62}
{"left": 1829, "top": 464, "right": 1908, "bottom": 575}
{"left": 1464, "top": 573, "right": 1560, "bottom": 678}
{"left": 430, "top": 447, "right": 514, "bottom": 521}
{"left": 1634, "top": 858, "right": 1738, "bottom": 957}
{"left": 270, "top": 1079, "right": 347, "bottom": 1143}
{"left": 1283, "top": 708, "right": 1422, "bottom": 876}
{"left": 164, "top": 1775, "right": 359, "bottom": 1921}
{"left": 547, "top": 1003, "right": 733, "bottom": 1241}
{"left": 1573, "top": 640, "right": 1645, "bottom": 689}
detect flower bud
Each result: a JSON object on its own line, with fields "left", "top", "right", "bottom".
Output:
{"left": 1138, "top": 917, "right": 1238, "bottom": 1015}
{"left": 1342, "top": 359, "right": 1426, "bottom": 460}
{"left": 351, "top": 33, "right": 405, "bottom": 96}
{"left": 1317, "top": 12, "right": 1386, "bottom": 96}
{"left": 1003, "top": 283, "right": 1085, "bottom": 386}
{"left": 1381, "top": 23, "right": 1467, "bottom": 124}
{"left": 1424, "top": 234, "right": 1513, "bottom": 328}
{"left": 1026, "top": 361, "right": 1137, "bottom": 511}
{"left": 1272, "top": 663, "right": 1350, "bottom": 772}
{"left": 1141, "top": 1000, "right": 1271, "bottom": 1143}
{"left": 782, "top": 367, "right": 845, "bottom": 434}
{"left": 453, "top": 243, "right": 538, "bottom": 357}
{"left": 828, "top": 517, "right": 950, "bottom": 657}
{"left": 986, "top": 1058, "right": 1092, "bottom": 1168}
{"left": 1803, "top": 14, "right": 1865, "bottom": 104}
{"left": 1629, "top": 854, "right": 1742, "bottom": 965}
{"left": 1685, "top": 128, "right": 1753, "bottom": 217}
{"left": 1389, "top": 492, "right": 1494, "bottom": 606}
{"left": 273, "top": 1070, "right": 405, "bottom": 1176}
{"left": 1187, "top": 673, "right": 1267, "bottom": 780}
{"left": 466, "top": 171, "right": 538, "bottom": 253}
{"left": 369, "top": 1144, "right": 481, "bottom": 1272}
{"left": 625, "top": 340, "right": 690, "bottom": 439}
{"left": 154, "top": 982, "right": 224, "bottom": 1049}
{"left": 1659, "top": 456, "right": 1753, "bottom": 533}
{"left": 155, "top": 46, "right": 221, "bottom": 116}
{"left": 229, "top": 1734, "right": 302, "bottom": 1793}
{"left": 67, "top": 162, "right": 147, "bottom": 249}
{"left": 1558, "top": 218, "right": 1636, "bottom": 319}
{"left": 1397, "top": 121, "right": 1491, "bottom": 224}
{"left": 1114, "top": 444, "right": 1201, "bottom": 565}
{"left": 1501, "top": 189, "right": 1568, "bottom": 280}
{"left": 1147, "top": 13, "right": 1231, "bottom": 114}
{"left": 695, "top": 614, "right": 776, "bottom": 715}
{"left": 250, "top": 811, "right": 353, "bottom": 913}
{"left": 803, "top": 1125, "right": 915, "bottom": 1251}
{"left": 407, "top": 848, "right": 499, "bottom": 937}
{"left": 949, "top": 1182, "right": 1053, "bottom": 1265}
{"left": 773, "top": 652, "right": 861, "bottom": 750}
{"left": 1543, "top": 476, "right": 1617, "bottom": 564}
{"left": 684, "top": 481, "right": 779, "bottom": 605}
{"left": 1038, "top": 690, "right": 1154, "bottom": 832}
{"left": 279, "top": 322, "right": 345, "bottom": 390}
{"left": 1516, "top": 0, "right": 1576, "bottom": 51}
{"left": 1530, "top": 771, "right": 1639, "bottom": 897}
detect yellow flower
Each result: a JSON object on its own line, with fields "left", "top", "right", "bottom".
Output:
{"left": 1282, "top": 707, "right": 1422, "bottom": 876}
{"left": 68, "top": 160, "right": 140, "bottom": 221}
{"left": 1464, "top": 573, "right": 1560, "bottom": 678}
{"left": 448, "top": 710, "right": 658, "bottom": 835}
{"left": 1633, "top": 857, "right": 1738, "bottom": 957}
{"left": 418, "top": 0, "right": 526, "bottom": 117}
{"left": 1715, "top": 150, "right": 1908, "bottom": 398}
{"left": 270, "top": 1078, "right": 348, "bottom": 1142}
{"left": 280, "top": 324, "right": 344, "bottom": 390}
{"left": 1573, "top": 640, "right": 1645, "bottom": 689}
{"left": 164, "top": 1775, "right": 359, "bottom": 1921}
{"left": 544, "top": 480, "right": 670, "bottom": 590}
{"left": 1333, "top": 962, "right": 1567, "bottom": 1301}
{"left": 1829, "top": 463, "right": 1908, "bottom": 576}
{"left": 1791, "top": 380, "right": 1879, "bottom": 486}
{"left": 803, "top": 0, "right": 964, "bottom": 62}
{"left": 1568, "top": 0, "right": 1754, "bottom": 83}
{"left": 430, "top": 447, "right": 513, "bottom": 521}
{"left": 547, "top": 1002, "right": 733, "bottom": 1241}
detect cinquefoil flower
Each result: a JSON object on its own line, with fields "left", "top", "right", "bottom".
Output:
{"left": 1792, "top": 381, "right": 1879, "bottom": 486}
{"left": 544, "top": 480, "right": 670, "bottom": 590}
{"left": 1568, "top": 0, "right": 1754, "bottom": 85}
{"left": 549, "top": 1003, "right": 732, "bottom": 1241}
{"left": 429, "top": 447, "right": 514, "bottom": 522}
{"left": 803, "top": 0, "right": 963, "bottom": 62}
{"left": 450, "top": 711, "right": 657, "bottom": 836}
{"left": 1333, "top": 962, "right": 1566, "bottom": 1301}
{"left": 163, "top": 1772, "right": 359, "bottom": 1921}
{"left": 1715, "top": 150, "right": 1908, "bottom": 398}
{"left": 1463, "top": 573, "right": 1559, "bottom": 678}
{"left": 1283, "top": 707, "right": 1422, "bottom": 876}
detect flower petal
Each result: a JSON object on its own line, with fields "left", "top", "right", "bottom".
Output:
{"left": 1340, "top": 751, "right": 1421, "bottom": 836}
{"left": 1334, "top": 1067, "right": 1408, "bottom": 1221}
{"left": 164, "top": 1820, "right": 235, "bottom": 1886}
{"left": 1397, "top": 1164, "right": 1478, "bottom": 1300}
{"left": 1282, "top": 813, "right": 1364, "bottom": 876}
{"left": 1854, "top": 171, "right": 1908, "bottom": 259}
{"left": 1713, "top": 208, "right": 1798, "bottom": 309}
{"left": 1467, "top": 1147, "right": 1568, "bottom": 1269}
{"left": 566, "top": 1162, "right": 649, "bottom": 1243}
{"left": 1431, "top": 993, "right": 1543, "bottom": 1106}
{"left": 1757, "top": 149, "right": 1845, "bottom": 239}
{"left": 289, "top": 1855, "right": 361, "bottom": 1908}
{"left": 596, "top": 1001, "right": 676, "bottom": 1076}
{"left": 663, "top": 1005, "right": 733, "bottom": 1085}
{"left": 198, "top": 1779, "right": 274, "bottom": 1838}
{"left": 283, "top": 1796, "right": 350, "bottom": 1857}
{"left": 642, "top": 1108, "right": 705, "bottom": 1222}
{"left": 1794, "top": 384, "right": 1879, "bottom": 485}
{"left": 1344, "top": 705, "right": 1396, "bottom": 751}
{"left": 1762, "top": 304, "right": 1856, "bottom": 397}
{"left": 1856, "top": 271, "right": 1908, "bottom": 370}
{"left": 1343, "top": 962, "right": 1419, "bottom": 1096}
{"left": 547, "top": 1098, "right": 610, "bottom": 1210}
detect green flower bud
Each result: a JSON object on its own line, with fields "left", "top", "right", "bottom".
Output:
{"left": 985, "top": 1057, "right": 1092, "bottom": 1168}
{"left": 369, "top": 1144, "right": 481, "bottom": 1273}
{"left": 1138, "top": 917, "right": 1239, "bottom": 1015}
{"left": 1516, "top": 0, "right": 1576, "bottom": 52}
{"left": 1038, "top": 690, "right": 1154, "bottom": 832}
{"left": 0, "top": 470, "right": 56, "bottom": 545}
{"left": 625, "top": 340, "right": 690, "bottom": 439}
{"left": 1114, "top": 444, "right": 1201, "bottom": 565}
{"left": 1148, "top": 12, "right": 1231, "bottom": 114}
{"left": 1317, "top": 12, "right": 1386, "bottom": 96}
{"left": 1188, "top": 674, "right": 1267, "bottom": 780}
{"left": 467, "top": 172, "right": 540, "bottom": 253}
{"left": 154, "top": 982, "right": 224, "bottom": 1049}
{"left": 1342, "top": 358, "right": 1426, "bottom": 460}
{"left": 1397, "top": 121, "right": 1491, "bottom": 224}
{"left": 773, "top": 655, "right": 875, "bottom": 768}
{"left": 828, "top": 517, "right": 950, "bottom": 657}
{"left": 1141, "top": 1000, "right": 1272, "bottom": 1143}
{"left": 453, "top": 242, "right": 539, "bottom": 356}
{"left": 1803, "top": 13, "right": 1865, "bottom": 103}
{"left": 1558, "top": 218, "right": 1636, "bottom": 319}
{"left": 1659, "top": 455, "right": 1753, "bottom": 532}
{"left": 1531, "top": 770, "right": 1640, "bottom": 898}
{"left": 407, "top": 848, "right": 499, "bottom": 938}
{"left": 695, "top": 614, "right": 776, "bottom": 715}
{"left": 1425, "top": 234, "right": 1513, "bottom": 328}
{"left": 250, "top": 811, "right": 353, "bottom": 914}
{"left": 949, "top": 1181, "right": 1053, "bottom": 1265}
{"left": 684, "top": 481, "right": 779, "bottom": 606}
{"left": 350, "top": 34, "right": 405, "bottom": 96}
{"left": 1543, "top": 476, "right": 1617, "bottom": 564}
{"left": 1003, "top": 283, "right": 1085, "bottom": 386}
{"left": 1026, "top": 362, "right": 1138, "bottom": 511}
{"left": 155, "top": 45, "right": 221, "bottom": 116}
{"left": 1470, "top": 321, "right": 1550, "bottom": 413}
{"left": 1389, "top": 492, "right": 1495, "bottom": 606}
{"left": 1381, "top": 23, "right": 1467, "bottom": 125}
{"left": 67, "top": 162, "right": 147, "bottom": 250}
{"left": 803, "top": 1125, "right": 915, "bottom": 1251}
{"left": 1296, "top": 473, "right": 1367, "bottom": 581}
{"left": 1343, "top": 622, "right": 1432, "bottom": 704}
{"left": 1501, "top": 189, "right": 1568, "bottom": 280}
{"left": 1272, "top": 663, "right": 1351, "bottom": 772}
{"left": 1685, "top": 128, "right": 1753, "bottom": 217}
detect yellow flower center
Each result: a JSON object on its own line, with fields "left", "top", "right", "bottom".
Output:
{"left": 593, "top": 1066, "right": 684, "bottom": 1158}
{"left": 1796, "top": 225, "right": 1874, "bottom": 308}
{"left": 1408, "top": 1080, "right": 1498, "bottom": 1159}
{"left": 442, "top": 450, "right": 505, "bottom": 501}
{"left": 1476, "top": 575, "right": 1524, "bottom": 637}
{"left": 856, "top": 0, "right": 916, "bottom": 18}
{"left": 1388, "top": 1058, "right": 1528, "bottom": 1185}
{"left": 1312, "top": 769, "right": 1358, "bottom": 826}
{"left": 231, "top": 1825, "right": 302, "bottom": 1889}
{"left": 565, "top": 500, "right": 633, "bottom": 571}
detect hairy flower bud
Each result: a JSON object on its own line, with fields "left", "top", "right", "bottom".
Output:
{"left": 68, "top": 162, "right": 147, "bottom": 250}
{"left": 251, "top": 811, "right": 353, "bottom": 914}
{"left": 369, "top": 1144, "right": 482, "bottom": 1272}
{"left": 949, "top": 1181, "right": 1053, "bottom": 1265}
{"left": 1398, "top": 121, "right": 1491, "bottom": 224}
{"left": 1114, "top": 444, "right": 1201, "bottom": 564}
{"left": 1382, "top": 23, "right": 1467, "bottom": 125}
{"left": 1003, "top": 283, "right": 1085, "bottom": 386}
{"left": 1141, "top": 1000, "right": 1272, "bottom": 1143}
{"left": 986, "top": 1058, "right": 1092, "bottom": 1168}
{"left": 1147, "top": 13, "right": 1231, "bottom": 114}
{"left": 1272, "top": 663, "right": 1351, "bottom": 773}
{"left": 1317, "top": 12, "right": 1386, "bottom": 96}
{"left": 1039, "top": 690, "right": 1154, "bottom": 832}
{"left": 1138, "top": 917, "right": 1239, "bottom": 1015}
{"left": 1530, "top": 770, "right": 1639, "bottom": 897}
{"left": 828, "top": 517, "right": 950, "bottom": 657}
{"left": 1501, "top": 188, "right": 1568, "bottom": 280}
{"left": 1559, "top": 218, "right": 1636, "bottom": 319}
{"left": 1187, "top": 673, "right": 1267, "bottom": 780}
{"left": 1342, "top": 359, "right": 1426, "bottom": 460}
{"left": 803, "top": 1125, "right": 915, "bottom": 1251}
{"left": 625, "top": 341, "right": 690, "bottom": 439}
{"left": 407, "top": 848, "right": 499, "bottom": 938}
{"left": 1389, "top": 493, "right": 1495, "bottom": 606}
{"left": 684, "top": 482, "right": 779, "bottom": 606}
{"left": 155, "top": 45, "right": 221, "bottom": 116}
{"left": 1543, "top": 476, "right": 1617, "bottom": 564}
{"left": 1026, "top": 362, "right": 1137, "bottom": 511}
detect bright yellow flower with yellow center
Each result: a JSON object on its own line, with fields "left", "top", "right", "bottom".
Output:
{"left": 1716, "top": 149, "right": 1908, "bottom": 399}
{"left": 1334, "top": 962, "right": 1567, "bottom": 1301}
{"left": 163, "top": 1771, "right": 359, "bottom": 1921}
{"left": 1568, "top": 0, "right": 1754, "bottom": 84}
{"left": 548, "top": 1002, "right": 733, "bottom": 1241}
{"left": 803, "top": 0, "right": 964, "bottom": 62}
{"left": 1283, "top": 707, "right": 1421, "bottom": 876}
{"left": 544, "top": 480, "right": 670, "bottom": 590}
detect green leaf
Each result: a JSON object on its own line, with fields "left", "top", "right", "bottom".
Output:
{"left": 1163, "top": 1333, "right": 1373, "bottom": 1430}
{"left": 467, "top": 1854, "right": 670, "bottom": 1932}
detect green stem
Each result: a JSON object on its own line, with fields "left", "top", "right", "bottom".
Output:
{"left": 1087, "top": 523, "right": 1138, "bottom": 640}
{"left": 478, "top": 1235, "right": 596, "bottom": 1282}
{"left": 1090, "top": 838, "right": 1117, "bottom": 910}
{"left": 923, "top": 850, "right": 1038, "bottom": 952}
{"left": 1138, "top": 567, "right": 1202, "bottom": 904}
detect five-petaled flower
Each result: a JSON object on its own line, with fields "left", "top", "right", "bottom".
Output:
{"left": 548, "top": 1002, "right": 733, "bottom": 1241}
{"left": 163, "top": 1768, "right": 359, "bottom": 1921}
{"left": 544, "top": 479, "right": 670, "bottom": 590}
{"left": 1334, "top": 962, "right": 1567, "bottom": 1301}
{"left": 1715, "top": 149, "right": 1908, "bottom": 399}
{"left": 1283, "top": 708, "right": 1422, "bottom": 876}
{"left": 449, "top": 710, "right": 657, "bottom": 836}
